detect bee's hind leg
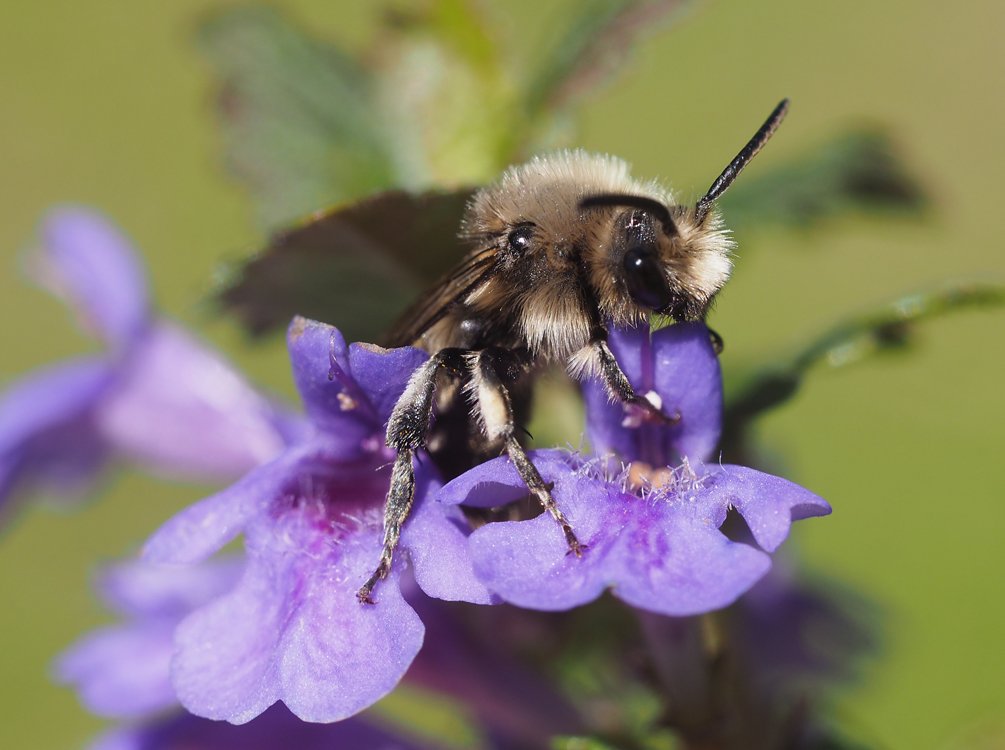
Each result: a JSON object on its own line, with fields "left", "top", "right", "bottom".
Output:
{"left": 358, "top": 347, "right": 467, "bottom": 605}
{"left": 471, "top": 348, "right": 584, "bottom": 557}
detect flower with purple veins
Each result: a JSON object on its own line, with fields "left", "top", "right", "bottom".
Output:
{"left": 437, "top": 321, "right": 831, "bottom": 617}
{"left": 143, "top": 317, "right": 494, "bottom": 725}
{"left": 0, "top": 208, "right": 299, "bottom": 517}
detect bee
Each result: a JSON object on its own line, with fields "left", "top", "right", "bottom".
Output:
{"left": 358, "top": 100, "right": 790, "bottom": 603}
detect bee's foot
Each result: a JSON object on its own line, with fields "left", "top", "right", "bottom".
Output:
{"left": 623, "top": 392, "right": 681, "bottom": 427}
{"left": 356, "top": 562, "right": 388, "bottom": 605}
{"left": 563, "top": 529, "right": 587, "bottom": 558}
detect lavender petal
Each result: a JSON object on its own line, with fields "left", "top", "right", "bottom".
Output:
{"left": 701, "top": 465, "right": 832, "bottom": 552}
{"left": 171, "top": 558, "right": 286, "bottom": 724}
{"left": 611, "top": 508, "right": 772, "bottom": 616}
{"left": 36, "top": 207, "right": 149, "bottom": 350}
{"left": 98, "top": 323, "right": 290, "bottom": 481}
{"left": 403, "top": 494, "right": 496, "bottom": 605}
{"left": 467, "top": 470, "right": 623, "bottom": 611}
{"left": 584, "top": 322, "right": 722, "bottom": 464}
{"left": 276, "top": 539, "right": 424, "bottom": 723}
{"left": 0, "top": 358, "right": 113, "bottom": 512}
{"left": 56, "top": 623, "right": 176, "bottom": 718}
{"left": 143, "top": 443, "right": 324, "bottom": 564}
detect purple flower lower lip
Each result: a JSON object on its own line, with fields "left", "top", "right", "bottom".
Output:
{"left": 438, "top": 449, "right": 830, "bottom": 617}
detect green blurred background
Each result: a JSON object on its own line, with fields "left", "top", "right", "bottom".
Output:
{"left": 1, "top": 1, "right": 1003, "bottom": 747}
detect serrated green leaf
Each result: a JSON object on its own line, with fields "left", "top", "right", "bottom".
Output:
{"left": 198, "top": 6, "right": 401, "bottom": 228}
{"left": 216, "top": 188, "right": 474, "bottom": 341}
{"left": 721, "top": 129, "right": 927, "bottom": 231}
{"left": 722, "top": 281, "right": 1005, "bottom": 450}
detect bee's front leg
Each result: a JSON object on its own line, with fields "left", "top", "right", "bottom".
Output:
{"left": 358, "top": 347, "right": 467, "bottom": 605}
{"left": 580, "top": 333, "right": 681, "bottom": 425}
{"left": 470, "top": 348, "right": 584, "bottom": 557}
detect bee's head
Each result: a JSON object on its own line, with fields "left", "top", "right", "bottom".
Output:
{"left": 582, "top": 195, "right": 732, "bottom": 323}
{"left": 580, "top": 99, "right": 790, "bottom": 323}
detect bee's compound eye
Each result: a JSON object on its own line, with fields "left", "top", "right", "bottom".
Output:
{"left": 507, "top": 226, "right": 533, "bottom": 253}
{"left": 623, "top": 247, "right": 674, "bottom": 312}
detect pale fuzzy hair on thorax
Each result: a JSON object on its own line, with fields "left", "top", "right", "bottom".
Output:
{"left": 461, "top": 150, "right": 675, "bottom": 239}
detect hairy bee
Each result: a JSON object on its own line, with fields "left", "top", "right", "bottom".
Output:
{"left": 358, "top": 100, "right": 790, "bottom": 603}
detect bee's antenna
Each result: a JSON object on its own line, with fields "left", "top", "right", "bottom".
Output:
{"left": 695, "top": 99, "right": 790, "bottom": 223}
{"left": 579, "top": 194, "right": 678, "bottom": 237}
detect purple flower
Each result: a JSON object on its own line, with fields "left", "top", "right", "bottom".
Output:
{"left": 143, "top": 318, "right": 493, "bottom": 724}
{"left": 57, "top": 560, "right": 436, "bottom": 750}
{"left": 437, "top": 322, "right": 830, "bottom": 617}
{"left": 57, "top": 559, "right": 244, "bottom": 719}
{"left": 0, "top": 208, "right": 298, "bottom": 516}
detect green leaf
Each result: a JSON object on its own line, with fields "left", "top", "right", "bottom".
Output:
{"left": 369, "top": 0, "right": 516, "bottom": 185}
{"left": 722, "top": 281, "right": 1005, "bottom": 444}
{"left": 216, "top": 188, "right": 474, "bottom": 342}
{"left": 198, "top": 6, "right": 400, "bottom": 228}
{"left": 720, "top": 129, "right": 927, "bottom": 231}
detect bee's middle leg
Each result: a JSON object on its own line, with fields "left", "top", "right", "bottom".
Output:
{"left": 358, "top": 347, "right": 466, "bottom": 604}
{"left": 471, "top": 348, "right": 584, "bottom": 557}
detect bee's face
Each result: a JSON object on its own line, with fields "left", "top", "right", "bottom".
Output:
{"left": 583, "top": 202, "right": 734, "bottom": 327}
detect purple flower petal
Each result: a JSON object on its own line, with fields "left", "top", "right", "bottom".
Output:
{"left": 57, "top": 559, "right": 245, "bottom": 720}
{"left": 173, "top": 512, "right": 424, "bottom": 724}
{"left": 403, "top": 492, "right": 496, "bottom": 605}
{"left": 609, "top": 506, "right": 771, "bottom": 616}
{"left": 584, "top": 322, "right": 722, "bottom": 464}
{"left": 36, "top": 207, "right": 149, "bottom": 350}
{"left": 287, "top": 318, "right": 371, "bottom": 445}
{"left": 56, "top": 623, "right": 176, "bottom": 718}
{"left": 0, "top": 358, "right": 113, "bottom": 511}
{"left": 276, "top": 537, "right": 424, "bottom": 723}
{"left": 0, "top": 358, "right": 110, "bottom": 454}
{"left": 97, "top": 323, "right": 290, "bottom": 481}
{"left": 436, "top": 449, "right": 575, "bottom": 509}
{"left": 171, "top": 557, "right": 286, "bottom": 724}
{"left": 347, "top": 340, "right": 428, "bottom": 424}
{"left": 455, "top": 451, "right": 827, "bottom": 617}
{"left": 700, "top": 464, "right": 832, "bottom": 552}
{"left": 98, "top": 559, "right": 244, "bottom": 619}
{"left": 143, "top": 442, "right": 326, "bottom": 564}
{"left": 287, "top": 318, "right": 426, "bottom": 457}
{"left": 469, "top": 474, "right": 619, "bottom": 611}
